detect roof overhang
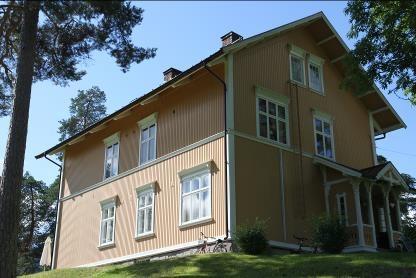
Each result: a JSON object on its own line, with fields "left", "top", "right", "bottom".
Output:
{"left": 313, "top": 156, "right": 362, "bottom": 178}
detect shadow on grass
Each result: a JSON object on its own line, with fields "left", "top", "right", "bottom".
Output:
{"left": 104, "top": 252, "right": 416, "bottom": 278}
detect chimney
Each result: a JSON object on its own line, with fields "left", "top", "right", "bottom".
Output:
{"left": 221, "top": 31, "right": 243, "bottom": 47}
{"left": 163, "top": 67, "right": 182, "bottom": 82}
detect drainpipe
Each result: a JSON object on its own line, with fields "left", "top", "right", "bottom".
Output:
{"left": 41, "top": 154, "right": 63, "bottom": 268}
{"left": 204, "top": 63, "right": 229, "bottom": 240}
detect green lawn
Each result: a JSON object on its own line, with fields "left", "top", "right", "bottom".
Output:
{"left": 24, "top": 252, "right": 416, "bottom": 278}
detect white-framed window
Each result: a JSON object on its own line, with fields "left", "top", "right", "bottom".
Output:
{"left": 308, "top": 58, "right": 324, "bottom": 94}
{"left": 313, "top": 114, "right": 335, "bottom": 160}
{"left": 179, "top": 164, "right": 212, "bottom": 226}
{"left": 257, "top": 96, "right": 289, "bottom": 145}
{"left": 336, "top": 193, "right": 348, "bottom": 226}
{"left": 103, "top": 133, "right": 120, "bottom": 179}
{"left": 138, "top": 113, "right": 157, "bottom": 165}
{"left": 289, "top": 45, "right": 306, "bottom": 85}
{"left": 99, "top": 198, "right": 116, "bottom": 247}
{"left": 136, "top": 184, "right": 155, "bottom": 237}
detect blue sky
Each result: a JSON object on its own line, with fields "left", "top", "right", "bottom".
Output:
{"left": 0, "top": 1, "right": 414, "bottom": 185}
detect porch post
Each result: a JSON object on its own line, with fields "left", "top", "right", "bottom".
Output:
{"left": 365, "top": 182, "right": 377, "bottom": 248}
{"left": 382, "top": 185, "right": 394, "bottom": 248}
{"left": 393, "top": 191, "right": 402, "bottom": 232}
{"left": 324, "top": 184, "right": 330, "bottom": 215}
{"left": 351, "top": 179, "right": 365, "bottom": 246}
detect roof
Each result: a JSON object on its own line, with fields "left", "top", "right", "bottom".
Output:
{"left": 360, "top": 162, "right": 390, "bottom": 179}
{"left": 35, "top": 11, "right": 406, "bottom": 159}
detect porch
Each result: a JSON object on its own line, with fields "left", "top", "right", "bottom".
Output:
{"left": 314, "top": 156, "right": 408, "bottom": 252}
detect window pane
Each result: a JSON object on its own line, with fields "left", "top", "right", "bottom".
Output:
{"left": 182, "top": 195, "right": 191, "bottom": 222}
{"left": 309, "top": 64, "right": 322, "bottom": 92}
{"left": 258, "top": 98, "right": 266, "bottom": 113}
{"left": 146, "top": 208, "right": 152, "bottom": 232}
{"left": 149, "top": 124, "right": 156, "bottom": 138}
{"left": 112, "top": 143, "right": 119, "bottom": 176}
{"left": 182, "top": 180, "right": 190, "bottom": 194}
{"left": 148, "top": 138, "right": 155, "bottom": 160}
{"left": 141, "top": 127, "right": 149, "bottom": 141}
{"left": 138, "top": 209, "right": 144, "bottom": 234}
{"left": 268, "top": 101, "right": 276, "bottom": 116}
{"left": 191, "top": 193, "right": 200, "bottom": 220}
{"left": 316, "top": 134, "right": 324, "bottom": 155}
{"left": 278, "top": 105, "right": 286, "bottom": 119}
{"left": 201, "top": 190, "right": 209, "bottom": 218}
{"left": 102, "top": 221, "right": 108, "bottom": 243}
{"left": 107, "top": 220, "right": 113, "bottom": 242}
{"left": 269, "top": 117, "right": 277, "bottom": 141}
{"left": 139, "top": 195, "right": 146, "bottom": 208}
{"left": 259, "top": 114, "right": 267, "bottom": 138}
{"left": 140, "top": 141, "right": 148, "bottom": 163}
{"left": 324, "top": 136, "right": 333, "bottom": 158}
{"left": 103, "top": 209, "right": 108, "bottom": 220}
{"left": 291, "top": 55, "right": 303, "bottom": 83}
{"left": 278, "top": 121, "right": 287, "bottom": 144}
{"left": 146, "top": 192, "right": 153, "bottom": 206}
{"left": 191, "top": 178, "right": 200, "bottom": 191}
{"left": 108, "top": 207, "right": 114, "bottom": 218}
{"left": 201, "top": 174, "right": 209, "bottom": 189}
{"left": 323, "top": 121, "right": 331, "bottom": 136}
{"left": 315, "top": 118, "right": 322, "bottom": 132}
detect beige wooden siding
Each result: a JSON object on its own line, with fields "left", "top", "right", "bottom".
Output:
{"left": 62, "top": 66, "right": 224, "bottom": 198}
{"left": 56, "top": 137, "right": 225, "bottom": 268}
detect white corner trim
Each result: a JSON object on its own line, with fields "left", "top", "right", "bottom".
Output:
{"left": 103, "top": 132, "right": 120, "bottom": 146}
{"left": 177, "top": 160, "right": 213, "bottom": 178}
{"left": 138, "top": 112, "right": 158, "bottom": 127}
{"left": 78, "top": 235, "right": 226, "bottom": 268}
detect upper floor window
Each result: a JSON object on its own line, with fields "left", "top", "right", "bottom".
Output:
{"left": 313, "top": 114, "right": 335, "bottom": 160}
{"left": 179, "top": 163, "right": 212, "bottom": 226}
{"left": 289, "top": 45, "right": 306, "bottom": 85}
{"left": 99, "top": 198, "right": 116, "bottom": 247}
{"left": 336, "top": 193, "right": 348, "bottom": 226}
{"left": 308, "top": 55, "right": 324, "bottom": 94}
{"left": 136, "top": 184, "right": 155, "bottom": 237}
{"left": 138, "top": 113, "right": 157, "bottom": 165}
{"left": 103, "top": 133, "right": 120, "bottom": 179}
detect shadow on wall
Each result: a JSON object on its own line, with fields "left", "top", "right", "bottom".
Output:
{"left": 103, "top": 252, "right": 416, "bottom": 277}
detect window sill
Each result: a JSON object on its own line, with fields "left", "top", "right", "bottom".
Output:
{"left": 309, "top": 88, "right": 325, "bottom": 96}
{"left": 97, "top": 242, "right": 115, "bottom": 250}
{"left": 135, "top": 232, "right": 155, "bottom": 241}
{"left": 179, "top": 217, "right": 213, "bottom": 230}
{"left": 289, "top": 80, "right": 307, "bottom": 88}
{"left": 256, "top": 135, "right": 290, "bottom": 149}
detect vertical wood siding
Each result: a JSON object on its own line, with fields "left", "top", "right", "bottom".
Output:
{"left": 56, "top": 137, "right": 225, "bottom": 268}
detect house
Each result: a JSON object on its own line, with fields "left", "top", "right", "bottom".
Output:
{"left": 36, "top": 12, "right": 408, "bottom": 269}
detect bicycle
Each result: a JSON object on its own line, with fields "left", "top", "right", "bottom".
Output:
{"left": 291, "top": 235, "right": 318, "bottom": 254}
{"left": 196, "top": 232, "right": 230, "bottom": 254}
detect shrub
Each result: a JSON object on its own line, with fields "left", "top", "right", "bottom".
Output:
{"left": 311, "top": 215, "right": 347, "bottom": 253}
{"left": 235, "top": 218, "right": 268, "bottom": 254}
{"left": 403, "top": 218, "right": 416, "bottom": 251}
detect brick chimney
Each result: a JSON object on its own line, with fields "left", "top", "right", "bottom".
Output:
{"left": 163, "top": 67, "right": 182, "bottom": 82}
{"left": 221, "top": 31, "right": 243, "bottom": 47}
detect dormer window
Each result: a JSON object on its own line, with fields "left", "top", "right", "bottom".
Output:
{"left": 138, "top": 113, "right": 157, "bottom": 165}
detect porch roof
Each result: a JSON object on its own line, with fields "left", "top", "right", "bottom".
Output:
{"left": 313, "top": 156, "right": 408, "bottom": 190}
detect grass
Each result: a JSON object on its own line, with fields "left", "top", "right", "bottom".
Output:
{"left": 23, "top": 252, "right": 416, "bottom": 278}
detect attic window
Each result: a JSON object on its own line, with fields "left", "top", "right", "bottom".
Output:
{"left": 289, "top": 45, "right": 306, "bottom": 85}
{"left": 308, "top": 55, "right": 325, "bottom": 94}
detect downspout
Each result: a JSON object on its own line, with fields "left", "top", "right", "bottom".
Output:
{"left": 41, "top": 154, "right": 63, "bottom": 269}
{"left": 204, "top": 63, "right": 229, "bottom": 239}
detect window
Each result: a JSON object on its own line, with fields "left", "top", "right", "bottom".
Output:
{"left": 103, "top": 133, "right": 119, "bottom": 179}
{"left": 313, "top": 115, "right": 335, "bottom": 159}
{"left": 336, "top": 193, "right": 348, "bottom": 226}
{"left": 138, "top": 114, "right": 157, "bottom": 165}
{"left": 290, "top": 54, "right": 305, "bottom": 84}
{"left": 99, "top": 199, "right": 116, "bottom": 246}
{"left": 257, "top": 97, "right": 288, "bottom": 145}
{"left": 180, "top": 168, "right": 211, "bottom": 225}
{"left": 136, "top": 185, "right": 155, "bottom": 237}
{"left": 308, "top": 62, "right": 323, "bottom": 93}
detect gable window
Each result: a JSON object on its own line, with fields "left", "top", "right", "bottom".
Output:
{"left": 138, "top": 113, "right": 157, "bottom": 165}
{"left": 99, "top": 198, "right": 116, "bottom": 247}
{"left": 180, "top": 164, "right": 212, "bottom": 226}
{"left": 257, "top": 96, "right": 289, "bottom": 145}
{"left": 336, "top": 193, "right": 348, "bottom": 226}
{"left": 289, "top": 45, "right": 306, "bottom": 85}
{"left": 313, "top": 114, "right": 335, "bottom": 159}
{"left": 308, "top": 55, "right": 324, "bottom": 94}
{"left": 136, "top": 184, "right": 155, "bottom": 237}
{"left": 103, "top": 133, "right": 120, "bottom": 179}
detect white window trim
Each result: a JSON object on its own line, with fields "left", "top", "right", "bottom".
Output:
{"left": 255, "top": 87, "right": 290, "bottom": 147}
{"left": 312, "top": 111, "right": 336, "bottom": 160}
{"left": 138, "top": 113, "right": 158, "bottom": 166}
{"left": 307, "top": 55, "right": 325, "bottom": 95}
{"left": 178, "top": 162, "right": 213, "bottom": 228}
{"left": 289, "top": 45, "right": 306, "bottom": 86}
{"left": 98, "top": 197, "right": 117, "bottom": 248}
{"left": 103, "top": 132, "right": 120, "bottom": 180}
{"left": 135, "top": 183, "right": 156, "bottom": 239}
{"left": 336, "top": 192, "right": 349, "bottom": 226}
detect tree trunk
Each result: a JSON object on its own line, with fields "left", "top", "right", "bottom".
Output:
{"left": 25, "top": 182, "right": 35, "bottom": 253}
{"left": 0, "top": 1, "right": 40, "bottom": 277}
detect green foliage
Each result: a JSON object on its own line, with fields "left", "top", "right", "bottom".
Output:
{"left": 0, "top": 1, "right": 156, "bottom": 117}
{"left": 58, "top": 86, "right": 107, "bottom": 141}
{"left": 234, "top": 218, "right": 268, "bottom": 255}
{"left": 345, "top": 1, "right": 416, "bottom": 104}
{"left": 311, "top": 215, "right": 347, "bottom": 254}
{"left": 403, "top": 218, "right": 416, "bottom": 251}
